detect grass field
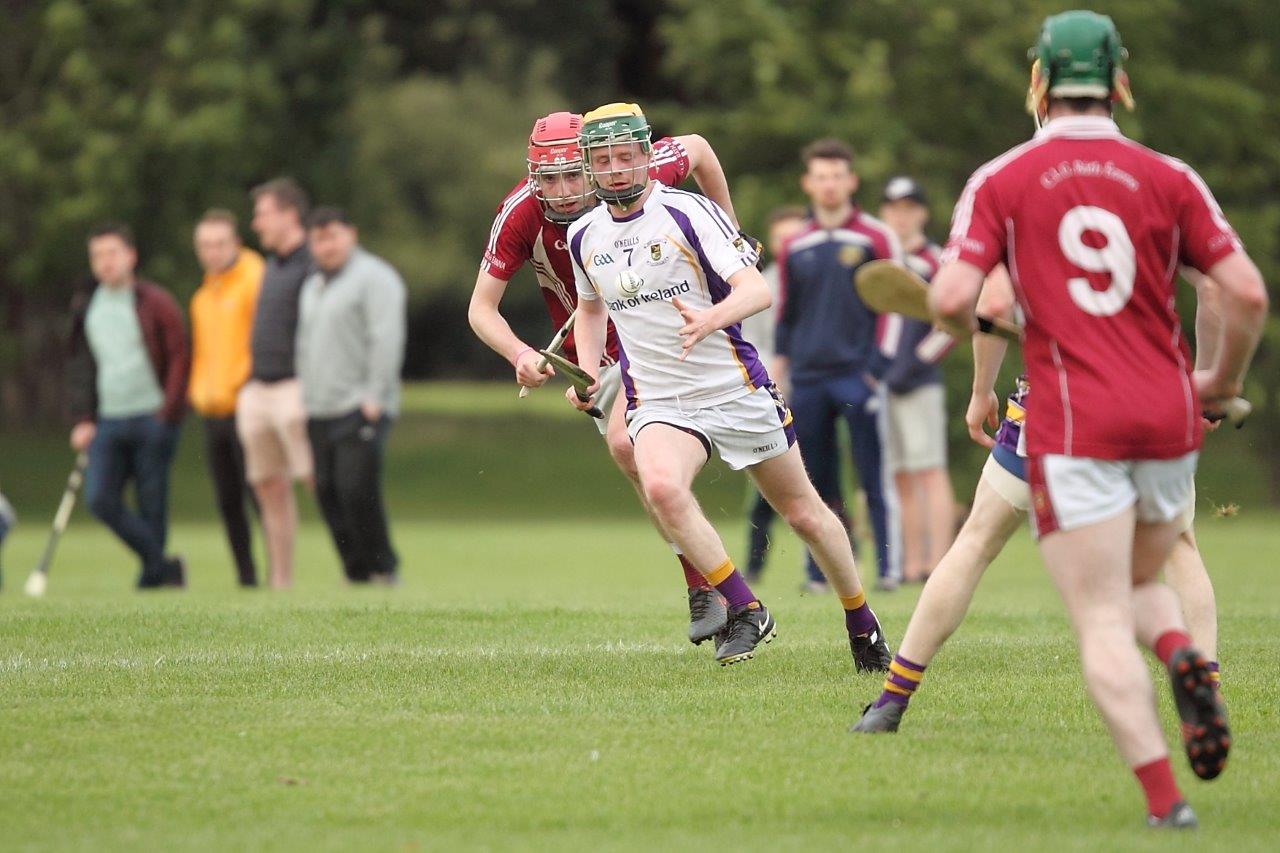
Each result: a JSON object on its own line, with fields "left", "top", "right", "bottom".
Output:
{"left": 2, "top": 384, "right": 1278, "bottom": 850}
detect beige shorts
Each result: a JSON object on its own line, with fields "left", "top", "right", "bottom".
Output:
{"left": 236, "top": 378, "right": 314, "bottom": 483}
{"left": 886, "top": 384, "right": 947, "bottom": 473}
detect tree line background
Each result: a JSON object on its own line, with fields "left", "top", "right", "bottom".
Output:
{"left": 3, "top": 0, "right": 1278, "bottom": 496}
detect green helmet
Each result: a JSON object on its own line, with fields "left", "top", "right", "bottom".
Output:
{"left": 1027, "top": 10, "right": 1133, "bottom": 120}
{"left": 579, "top": 102, "right": 653, "bottom": 207}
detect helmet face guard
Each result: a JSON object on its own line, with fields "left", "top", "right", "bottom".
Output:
{"left": 528, "top": 112, "right": 594, "bottom": 224}
{"left": 579, "top": 104, "right": 652, "bottom": 208}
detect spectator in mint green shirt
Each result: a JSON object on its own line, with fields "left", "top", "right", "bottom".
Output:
{"left": 67, "top": 223, "right": 190, "bottom": 589}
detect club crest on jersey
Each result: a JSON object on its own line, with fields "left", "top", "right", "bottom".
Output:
{"left": 838, "top": 245, "right": 867, "bottom": 267}
{"left": 645, "top": 239, "right": 665, "bottom": 265}
{"left": 616, "top": 269, "right": 644, "bottom": 295}
{"left": 733, "top": 235, "right": 747, "bottom": 253}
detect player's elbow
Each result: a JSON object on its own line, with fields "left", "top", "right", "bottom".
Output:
{"left": 929, "top": 285, "right": 970, "bottom": 325}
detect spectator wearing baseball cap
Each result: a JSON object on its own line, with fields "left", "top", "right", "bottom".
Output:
{"left": 878, "top": 176, "right": 957, "bottom": 583}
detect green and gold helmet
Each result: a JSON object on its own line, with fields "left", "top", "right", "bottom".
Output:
{"left": 1026, "top": 10, "right": 1134, "bottom": 125}
{"left": 579, "top": 102, "right": 652, "bottom": 207}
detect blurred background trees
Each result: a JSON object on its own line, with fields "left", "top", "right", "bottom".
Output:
{"left": 2, "top": 0, "right": 1278, "bottom": 494}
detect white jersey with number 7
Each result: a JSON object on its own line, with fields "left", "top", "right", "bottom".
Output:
{"left": 569, "top": 184, "right": 766, "bottom": 410}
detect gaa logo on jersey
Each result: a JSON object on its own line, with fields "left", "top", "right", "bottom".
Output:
{"left": 616, "top": 270, "right": 644, "bottom": 295}
{"left": 838, "top": 244, "right": 867, "bottom": 268}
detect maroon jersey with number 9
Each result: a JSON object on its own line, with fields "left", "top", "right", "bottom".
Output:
{"left": 945, "top": 115, "right": 1242, "bottom": 460}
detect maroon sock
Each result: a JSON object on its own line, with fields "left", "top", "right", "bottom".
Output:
{"left": 679, "top": 555, "right": 711, "bottom": 591}
{"left": 1154, "top": 630, "right": 1192, "bottom": 666}
{"left": 1134, "top": 757, "right": 1181, "bottom": 819}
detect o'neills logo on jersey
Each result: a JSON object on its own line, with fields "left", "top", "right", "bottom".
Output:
{"left": 606, "top": 280, "right": 691, "bottom": 311}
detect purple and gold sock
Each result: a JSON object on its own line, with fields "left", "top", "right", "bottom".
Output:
{"left": 873, "top": 655, "right": 926, "bottom": 708}
{"left": 1207, "top": 660, "right": 1220, "bottom": 689}
{"left": 705, "top": 559, "right": 759, "bottom": 609}
{"left": 840, "top": 591, "right": 877, "bottom": 636}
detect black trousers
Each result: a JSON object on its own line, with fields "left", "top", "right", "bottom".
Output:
{"left": 203, "top": 416, "right": 258, "bottom": 586}
{"left": 307, "top": 411, "right": 398, "bottom": 582}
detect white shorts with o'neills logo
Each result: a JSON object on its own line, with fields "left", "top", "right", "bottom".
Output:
{"left": 625, "top": 384, "right": 796, "bottom": 470}
{"left": 1027, "top": 452, "right": 1199, "bottom": 538}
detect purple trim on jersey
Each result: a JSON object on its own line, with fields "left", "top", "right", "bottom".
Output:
{"left": 683, "top": 189, "right": 735, "bottom": 238}
{"left": 568, "top": 224, "right": 589, "bottom": 275}
{"left": 664, "top": 204, "right": 768, "bottom": 389}
{"left": 610, "top": 205, "right": 646, "bottom": 223}
{"left": 618, "top": 346, "right": 638, "bottom": 410}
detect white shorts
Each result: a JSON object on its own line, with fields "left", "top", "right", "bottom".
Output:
{"left": 591, "top": 363, "right": 624, "bottom": 436}
{"left": 980, "top": 453, "right": 1031, "bottom": 513}
{"left": 1027, "top": 452, "right": 1199, "bottom": 537}
{"left": 886, "top": 383, "right": 948, "bottom": 473}
{"left": 625, "top": 385, "right": 795, "bottom": 471}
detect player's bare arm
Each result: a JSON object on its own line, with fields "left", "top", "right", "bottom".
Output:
{"left": 566, "top": 294, "right": 608, "bottom": 410}
{"left": 671, "top": 265, "right": 772, "bottom": 360}
{"left": 928, "top": 258, "right": 986, "bottom": 337}
{"left": 674, "top": 133, "right": 739, "bottom": 228}
{"left": 1193, "top": 251, "right": 1267, "bottom": 405}
{"left": 966, "top": 268, "right": 1014, "bottom": 449}
{"left": 468, "top": 269, "right": 553, "bottom": 388}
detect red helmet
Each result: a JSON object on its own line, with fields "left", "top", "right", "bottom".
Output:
{"left": 527, "top": 112, "right": 593, "bottom": 224}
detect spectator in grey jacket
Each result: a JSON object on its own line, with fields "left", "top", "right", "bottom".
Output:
{"left": 297, "top": 207, "right": 406, "bottom": 583}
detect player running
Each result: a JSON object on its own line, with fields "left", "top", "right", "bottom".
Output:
{"left": 853, "top": 269, "right": 1228, "bottom": 736}
{"left": 565, "top": 102, "right": 892, "bottom": 669}
{"left": 926, "top": 12, "right": 1267, "bottom": 828}
{"left": 469, "top": 110, "right": 746, "bottom": 645}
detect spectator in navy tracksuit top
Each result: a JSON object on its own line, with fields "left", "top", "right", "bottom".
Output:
{"left": 775, "top": 139, "right": 902, "bottom": 589}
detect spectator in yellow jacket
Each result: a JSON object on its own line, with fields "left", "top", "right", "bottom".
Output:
{"left": 190, "top": 209, "right": 263, "bottom": 586}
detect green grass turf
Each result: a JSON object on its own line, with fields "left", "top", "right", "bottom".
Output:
{"left": 1, "top": 382, "right": 1278, "bottom": 849}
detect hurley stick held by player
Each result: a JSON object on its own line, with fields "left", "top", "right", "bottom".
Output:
{"left": 566, "top": 102, "right": 891, "bottom": 669}
{"left": 925, "top": 12, "right": 1266, "bottom": 828}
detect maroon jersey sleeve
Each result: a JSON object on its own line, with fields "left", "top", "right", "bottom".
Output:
{"left": 945, "top": 168, "right": 1006, "bottom": 273}
{"left": 650, "top": 136, "right": 691, "bottom": 187}
{"left": 480, "top": 182, "right": 538, "bottom": 282}
{"left": 1172, "top": 163, "right": 1243, "bottom": 274}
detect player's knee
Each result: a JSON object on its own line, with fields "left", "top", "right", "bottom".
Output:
{"left": 641, "top": 473, "right": 689, "bottom": 519}
{"left": 781, "top": 497, "right": 828, "bottom": 541}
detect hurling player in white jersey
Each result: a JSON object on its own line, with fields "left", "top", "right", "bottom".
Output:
{"left": 566, "top": 103, "right": 892, "bottom": 670}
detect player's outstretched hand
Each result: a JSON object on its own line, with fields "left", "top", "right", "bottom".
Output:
{"left": 515, "top": 348, "right": 554, "bottom": 389}
{"left": 672, "top": 297, "right": 714, "bottom": 361}
{"left": 965, "top": 390, "right": 999, "bottom": 449}
{"left": 1191, "top": 369, "right": 1240, "bottom": 417}
{"left": 565, "top": 381, "right": 599, "bottom": 412}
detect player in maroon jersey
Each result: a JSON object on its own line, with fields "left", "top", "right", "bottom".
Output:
{"left": 929, "top": 11, "right": 1267, "bottom": 828}
{"left": 468, "top": 111, "right": 745, "bottom": 644}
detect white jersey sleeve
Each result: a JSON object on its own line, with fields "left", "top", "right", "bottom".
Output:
{"left": 567, "top": 218, "right": 600, "bottom": 301}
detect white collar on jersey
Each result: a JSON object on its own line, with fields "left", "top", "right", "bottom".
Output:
{"left": 1035, "top": 114, "right": 1122, "bottom": 139}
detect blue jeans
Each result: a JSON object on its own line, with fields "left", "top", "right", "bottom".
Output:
{"left": 84, "top": 415, "right": 180, "bottom": 583}
{"left": 789, "top": 372, "right": 900, "bottom": 582}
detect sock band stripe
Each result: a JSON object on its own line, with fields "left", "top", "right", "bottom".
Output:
{"left": 888, "top": 661, "right": 923, "bottom": 683}
{"left": 705, "top": 559, "right": 735, "bottom": 586}
{"left": 839, "top": 591, "right": 866, "bottom": 611}
{"left": 884, "top": 682, "right": 912, "bottom": 697}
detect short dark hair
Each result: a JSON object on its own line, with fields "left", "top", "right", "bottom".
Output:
{"left": 801, "top": 138, "right": 855, "bottom": 169}
{"left": 198, "top": 208, "right": 239, "bottom": 232}
{"left": 307, "top": 206, "right": 353, "bottom": 229}
{"left": 1048, "top": 96, "right": 1112, "bottom": 115}
{"left": 766, "top": 206, "right": 809, "bottom": 229}
{"left": 251, "top": 177, "right": 310, "bottom": 220}
{"left": 88, "top": 222, "right": 135, "bottom": 248}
